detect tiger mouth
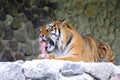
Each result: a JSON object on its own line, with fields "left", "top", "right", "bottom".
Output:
{"left": 41, "top": 38, "right": 55, "bottom": 52}
{"left": 47, "top": 38, "right": 54, "bottom": 46}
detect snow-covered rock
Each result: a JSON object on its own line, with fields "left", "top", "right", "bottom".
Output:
{"left": 0, "top": 60, "right": 25, "bottom": 80}
{"left": 0, "top": 59, "right": 120, "bottom": 80}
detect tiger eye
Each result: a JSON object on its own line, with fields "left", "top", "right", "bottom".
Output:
{"left": 46, "top": 29, "right": 49, "bottom": 32}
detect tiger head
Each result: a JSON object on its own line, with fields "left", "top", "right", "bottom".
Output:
{"left": 39, "top": 20, "right": 75, "bottom": 53}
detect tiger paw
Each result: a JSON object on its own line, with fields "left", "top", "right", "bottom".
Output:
{"left": 37, "top": 54, "right": 48, "bottom": 59}
{"left": 47, "top": 54, "right": 55, "bottom": 59}
{"left": 37, "top": 55, "right": 42, "bottom": 59}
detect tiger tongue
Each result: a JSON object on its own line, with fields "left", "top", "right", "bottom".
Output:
{"left": 39, "top": 41, "right": 48, "bottom": 58}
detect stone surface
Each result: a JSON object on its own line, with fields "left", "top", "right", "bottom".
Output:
{"left": 11, "top": 17, "right": 22, "bottom": 30}
{"left": 3, "top": 24, "right": 13, "bottom": 40}
{"left": 0, "top": 11, "right": 6, "bottom": 21}
{"left": 3, "top": 15, "right": 13, "bottom": 24}
{"left": 14, "top": 27, "right": 27, "bottom": 43}
{"left": 0, "top": 60, "right": 120, "bottom": 80}
{"left": 9, "top": 40, "right": 18, "bottom": 52}
{"left": 24, "top": 41, "right": 34, "bottom": 56}
{"left": 60, "top": 62, "right": 84, "bottom": 76}
{"left": 0, "top": 41, "right": 4, "bottom": 53}
{"left": 4, "top": 0, "right": 19, "bottom": 17}
{"left": 17, "top": 13, "right": 28, "bottom": 23}
{"left": 24, "top": 21, "right": 37, "bottom": 40}
{"left": 0, "top": 61, "right": 25, "bottom": 80}
{"left": 33, "top": 39, "right": 40, "bottom": 55}
{"left": 14, "top": 52, "right": 26, "bottom": 61}
{"left": 74, "top": 1, "right": 85, "bottom": 14}
{"left": 84, "top": 4, "right": 97, "bottom": 18}
{"left": 0, "top": 22, "right": 5, "bottom": 37}
{"left": 83, "top": 63, "right": 115, "bottom": 80}
{"left": 0, "top": 49, "right": 14, "bottom": 62}
{"left": 110, "top": 74, "right": 120, "bottom": 80}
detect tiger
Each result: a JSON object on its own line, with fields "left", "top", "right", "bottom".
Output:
{"left": 38, "top": 20, "right": 114, "bottom": 63}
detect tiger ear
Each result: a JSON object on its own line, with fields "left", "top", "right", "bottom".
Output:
{"left": 59, "top": 20, "right": 73, "bottom": 29}
{"left": 59, "top": 19, "right": 66, "bottom": 27}
{"left": 59, "top": 18, "right": 65, "bottom": 22}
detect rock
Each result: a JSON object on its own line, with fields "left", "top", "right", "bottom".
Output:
{"left": 84, "top": 4, "right": 97, "bottom": 18}
{"left": 83, "top": 62, "right": 115, "bottom": 80}
{"left": 24, "top": 21, "right": 37, "bottom": 40}
{"left": 18, "top": 4, "right": 25, "bottom": 13}
{"left": 9, "top": 40, "right": 18, "bottom": 52}
{"left": 60, "top": 62, "right": 84, "bottom": 76}
{"left": 110, "top": 74, "right": 120, "bottom": 80}
{"left": 47, "top": 2, "right": 58, "bottom": 10}
{"left": 14, "top": 27, "right": 27, "bottom": 43}
{"left": 23, "top": 60, "right": 63, "bottom": 80}
{"left": 115, "top": 28, "right": 120, "bottom": 37}
{"left": 24, "top": 0, "right": 31, "bottom": 8}
{"left": 104, "top": 18, "right": 110, "bottom": 28}
{"left": 60, "top": 73, "right": 94, "bottom": 80}
{"left": 1, "top": 49, "right": 14, "bottom": 62}
{"left": 3, "top": 15, "right": 13, "bottom": 24}
{"left": 106, "top": 0, "right": 117, "bottom": 12}
{"left": 11, "top": 17, "right": 22, "bottom": 30}
{"left": 85, "top": 27, "right": 91, "bottom": 34}
{"left": 77, "top": 14, "right": 89, "bottom": 34}
{"left": 112, "top": 38, "right": 120, "bottom": 64}
{"left": 98, "top": 27, "right": 108, "bottom": 36}
{"left": 0, "top": 22, "right": 5, "bottom": 37}
{"left": 0, "top": 10, "right": 6, "bottom": 21}
{"left": 114, "top": 54, "right": 120, "bottom": 65}
{"left": 3, "top": 24, "right": 13, "bottom": 40}
{"left": 0, "top": 41, "right": 4, "bottom": 53}
{"left": 0, "top": 60, "right": 119, "bottom": 80}
{"left": 0, "top": 0, "right": 120, "bottom": 65}
{"left": 36, "top": 0, "right": 48, "bottom": 8}
{"left": 16, "top": 0, "right": 23, "bottom": 4}
{"left": 43, "top": 6, "right": 49, "bottom": 12}
{"left": 74, "top": 1, "right": 85, "bottom": 14}
{"left": 0, "top": 61, "right": 25, "bottom": 80}
{"left": 112, "top": 38, "right": 120, "bottom": 50}
{"left": 0, "top": 0, "right": 3, "bottom": 10}
{"left": 109, "top": 25, "right": 115, "bottom": 33}
{"left": 32, "top": 17, "right": 46, "bottom": 28}
{"left": 115, "top": 17, "right": 120, "bottom": 28}
{"left": 14, "top": 52, "right": 26, "bottom": 61}
{"left": 18, "top": 42, "right": 26, "bottom": 54}
{"left": 23, "top": 9, "right": 35, "bottom": 21}
{"left": 4, "top": 1, "right": 19, "bottom": 17}
{"left": 31, "top": 6, "right": 41, "bottom": 15}
{"left": 4, "top": 1, "right": 18, "bottom": 16}
{"left": 17, "top": 13, "right": 28, "bottom": 23}
{"left": 96, "top": 15, "right": 104, "bottom": 27}
{"left": 24, "top": 41, "right": 34, "bottom": 56}
{"left": 107, "top": 33, "right": 115, "bottom": 45}
{"left": 33, "top": 39, "right": 40, "bottom": 56}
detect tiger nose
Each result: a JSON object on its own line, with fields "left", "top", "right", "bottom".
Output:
{"left": 39, "top": 34, "right": 47, "bottom": 41}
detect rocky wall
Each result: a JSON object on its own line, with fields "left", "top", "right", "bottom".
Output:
{"left": 0, "top": 60, "right": 120, "bottom": 80}
{"left": 0, "top": 0, "right": 120, "bottom": 64}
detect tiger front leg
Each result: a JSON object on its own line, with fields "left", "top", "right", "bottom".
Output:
{"left": 47, "top": 54, "right": 81, "bottom": 62}
{"left": 37, "top": 54, "right": 44, "bottom": 59}
{"left": 37, "top": 54, "right": 55, "bottom": 59}
{"left": 47, "top": 54, "right": 56, "bottom": 59}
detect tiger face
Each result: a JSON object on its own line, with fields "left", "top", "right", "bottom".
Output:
{"left": 39, "top": 21, "right": 64, "bottom": 52}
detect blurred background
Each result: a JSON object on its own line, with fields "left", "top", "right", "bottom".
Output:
{"left": 0, "top": 0, "right": 119, "bottom": 65}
